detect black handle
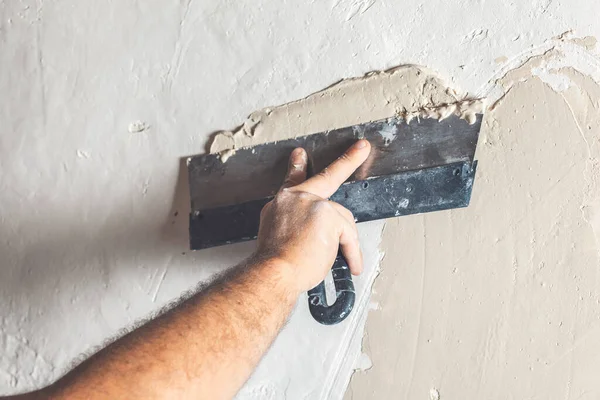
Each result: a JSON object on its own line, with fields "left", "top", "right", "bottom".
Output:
{"left": 307, "top": 250, "right": 355, "bottom": 325}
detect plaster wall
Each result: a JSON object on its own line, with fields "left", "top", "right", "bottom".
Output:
{"left": 1, "top": 0, "right": 600, "bottom": 398}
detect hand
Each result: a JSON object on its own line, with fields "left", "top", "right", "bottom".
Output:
{"left": 256, "top": 140, "right": 372, "bottom": 293}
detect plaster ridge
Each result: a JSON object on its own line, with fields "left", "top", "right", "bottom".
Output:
{"left": 209, "top": 65, "right": 484, "bottom": 156}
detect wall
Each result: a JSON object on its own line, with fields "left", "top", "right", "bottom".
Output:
{"left": 1, "top": 0, "right": 599, "bottom": 398}
{"left": 348, "top": 44, "right": 600, "bottom": 399}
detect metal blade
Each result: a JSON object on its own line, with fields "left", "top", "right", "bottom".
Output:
{"left": 189, "top": 161, "right": 477, "bottom": 250}
{"left": 187, "top": 114, "right": 481, "bottom": 211}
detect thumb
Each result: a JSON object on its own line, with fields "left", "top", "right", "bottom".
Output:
{"left": 280, "top": 148, "right": 308, "bottom": 190}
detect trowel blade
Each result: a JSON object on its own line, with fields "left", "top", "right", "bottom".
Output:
{"left": 187, "top": 114, "right": 481, "bottom": 211}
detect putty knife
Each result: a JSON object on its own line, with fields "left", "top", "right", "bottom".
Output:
{"left": 187, "top": 113, "right": 481, "bottom": 325}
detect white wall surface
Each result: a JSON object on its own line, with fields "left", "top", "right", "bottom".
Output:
{"left": 1, "top": 0, "right": 599, "bottom": 398}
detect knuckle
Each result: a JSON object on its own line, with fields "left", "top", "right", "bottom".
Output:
{"left": 321, "top": 199, "right": 333, "bottom": 208}
{"left": 260, "top": 201, "right": 272, "bottom": 215}
{"left": 298, "top": 191, "right": 321, "bottom": 203}
{"left": 278, "top": 188, "right": 292, "bottom": 197}
{"left": 280, "top": 189, "right": 313, "bottom": 204}
{"left": 312, "top": 199, "right": 332, "bottom": 213}
{"left": 315, "top": 199, "right": 328, "bottom": 208}
{"left": 273, "top": 192, "right": 288, "bottom": 205}
{"left": 297, "top": 191, "right": 311, "bottom": 200}
{"left": 337, "top": 153, "right": 351, "bottom": 163}
{"left": 333, "top": 202, "right": 355, "bottom": 221}
{"left": 318, "top": 168, "right": 331, "bottom": 179}
{"left": 282, "top": 178, "right": 294, "bottom": 188}
{"left": 343, "top": 207, "right": 355, "bottom": 221}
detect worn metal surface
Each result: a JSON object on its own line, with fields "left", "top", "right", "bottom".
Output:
{"left": 187, "top": 114, "right": 482, "bottom": 211}
{"left": 189, "top": 161, "right": 477, "bottom": 250}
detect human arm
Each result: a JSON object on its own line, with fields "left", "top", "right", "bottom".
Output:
{"left": 12, "top": 140, "right": 371, "bottom": 400}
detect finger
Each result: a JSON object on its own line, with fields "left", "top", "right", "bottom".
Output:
{"left": 294, "top": 140, "right": 370, "bottom": 198}
{"left": 331, "top": 202, "right": 362, "bottom": 275}
{"left": 337, "top": 213, "right": 363, "bottom": 275}
{"left": 280, "top": 148, "right": 308, "bottom": 190}
{"left": 329, "top": 202, "right": 357, "bottom": 225}
{"left": 329, "top": 202, "right": 360, "bottom": 245}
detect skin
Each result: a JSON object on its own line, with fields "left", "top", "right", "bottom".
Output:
{"left": 9, "top": 140, "right": 372, "bottom": 400}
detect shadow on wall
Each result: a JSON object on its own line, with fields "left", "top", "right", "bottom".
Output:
{"left": 0, "top": 156, "right": 256, "bottom": 348}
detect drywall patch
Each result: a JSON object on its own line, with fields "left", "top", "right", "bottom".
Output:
{"left": 347, "top": 47, "right": 600, "bottom": 399}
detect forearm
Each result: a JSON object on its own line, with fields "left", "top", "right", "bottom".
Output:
{"left": 9, "top": 141, "right": 370, "bottom": 400}
{"left": 38, "top": 256, "right": 298, "bottom": 400}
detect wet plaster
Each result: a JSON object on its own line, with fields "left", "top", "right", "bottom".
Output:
{"left": 347, "top": 40, "right": 600, "bottom": 400}
{"left": 213, "top": 36, "right": 600, "bottom": 399}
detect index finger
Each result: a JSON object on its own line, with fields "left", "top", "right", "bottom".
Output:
{"left": 293, "top": 139, "right": 371, "bottom": 198}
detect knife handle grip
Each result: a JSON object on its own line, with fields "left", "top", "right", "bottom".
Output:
{"left": 307, "top": 250, "right": 355, "bottom": 325}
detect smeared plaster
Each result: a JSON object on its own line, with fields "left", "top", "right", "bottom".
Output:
{"left": 556, "top": 30, "right": 598, "bottom": 51}
{"left": 210, "top": 66, "right": 483, "bottom": 157}
{"left": 347, "top": 39, "right": 600, "bottom": 400}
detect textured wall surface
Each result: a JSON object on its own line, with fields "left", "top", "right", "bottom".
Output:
{"left": 348, "top": 48, "right": 600, "bottom": 399}
{"left": 1, "top": 0, "right": 599, "bottom": 398}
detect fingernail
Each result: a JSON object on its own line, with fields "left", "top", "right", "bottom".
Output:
{"left": 292, "top": 148, "right": 306, "bottom": 158}
{"left": 354, "top": 139, "right": 368, "bottom": 149}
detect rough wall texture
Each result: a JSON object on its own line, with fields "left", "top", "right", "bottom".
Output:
{"left": 347, "top": 48, "right": 600, "bottom": 399}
